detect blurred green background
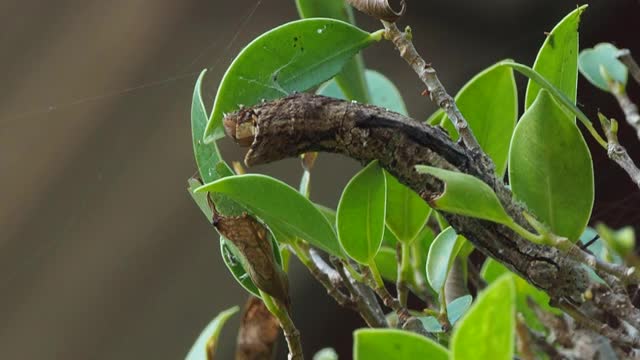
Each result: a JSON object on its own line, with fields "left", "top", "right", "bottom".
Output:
{"left": 1, "top": 0, "right": 638, "bottom": 358}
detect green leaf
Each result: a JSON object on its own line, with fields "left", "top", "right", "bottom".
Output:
{"left": 579, "top": 43, "right": 628, "bottom": 91}
{"left": 426, "top": 227, "right": 465, "bottom": 294}
{"left": 384, "top": 171, "right": 431, "bottom": 244}
{"left": 337, "top": 161, "right": 387, "bottom": 264}
{"left": 481, "top": 258, "right": 558, "bottom": 331}
{"left": 441, "top": 63, "right": 518, "bottom": 175}
{"left": 186, "top": 305, "right": 239, "bottom": 360}
{"left": 192, "top": 70, "right": 224, "bottom": 183}
{"left": 415, "top": 166, "right": 513, "bottom": 226}
{"left": 509, "top": 90, "right": 594, "bottom": 241}
{"left": 419, "top": 295, "right": 473, "bottom": 332}
{"left": 295, "top": 0, "right": 355, "bottom": 22}
{"left": 354, "top": 329, "right": 449, "bottom": 360}
{"left": 317, "top": 69, "right": 408, "bottom": 115}
{"left": 413, "top": 226, "right": 435, "bottom": 279}
{"left": 220, "top": 239, "right": 261, "bottom": 297}
{"left": 500, "top": 61, "right": 607, "bottom": 148}
{"left": 188, "top": 178, "right": 267, "bottom": 297}
{"left": 525, "top": 5, "right": 587, "bottom": 110}
{"left": 204, "top": 19, "right": 380, "bottom": 142}
{"left": 315, "top": 203, "right": 337, "bottom": 229}
{"left": 196, "top": 174, "right": 341, "bottom": 257}
{"left": 374, "top": 247, "right": 400, "bottom": 282}
{"left": 451, "top": 274, "right": 516, "bottom": 360}
{"left": 295, "top": 0, "right": 370, "bottom": 103}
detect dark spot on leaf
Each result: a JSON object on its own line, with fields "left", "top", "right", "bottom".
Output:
{"left": 293, "top": 37, "right": 298, "bottom": 42}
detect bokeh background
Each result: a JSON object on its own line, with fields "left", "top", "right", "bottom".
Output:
{"left": 1, "top": 0, "right": 638, "bottom": 358}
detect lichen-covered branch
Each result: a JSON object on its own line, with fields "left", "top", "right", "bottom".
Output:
{"left": 223, "top": 93, "right": 640, "bottom": 349}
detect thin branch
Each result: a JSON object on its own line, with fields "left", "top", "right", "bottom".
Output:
{"left": 332, "top": 258, "right": 388, "bottom": 328}
{"left": 589, "top": 281, "right": 640, "bottom": 331}
{"left": 303, "top": 247, "right": 354, "bottom": 309}
{"left": 515, "top": 314, "right": 536, "bottom": 360}
{"left": 609, "top": 81, "right": 640, "bottom": 140}
{"left": 556, "top": 237, "right": 640, "bottom": 284}
{"left": 599, "top": 114, "right": 640, "bottom": 188}
{"left": 381, "top": 21, "right": 481, "bottom": 153}
{"left": 362, "top": 268, "right": 433, "bottom": 337}
{"left": 557, "top": 300, "right": 640, "bottom": 349}
{"left": 617, "top": 49, "right": 640, "bottom": 86}
{"left": 396, "top": 243, "right": 411, "bottom": 307}
{"left": 261, "top": 294, "right": 303, "bottom": 360}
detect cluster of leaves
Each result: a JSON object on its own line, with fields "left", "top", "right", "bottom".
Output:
{"left": 186, "top": 1, "right": 637, "bottom": 359}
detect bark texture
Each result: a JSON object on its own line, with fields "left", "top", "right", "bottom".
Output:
{"left": 224, "top": 93, "right": 590, "bottom": 304}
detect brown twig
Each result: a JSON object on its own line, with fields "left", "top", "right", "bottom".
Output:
{"left": 557, "top": 300, "right": 640, "bottom": 348}
{"left": 599, "top": 114, "right": 640, "bottom": 189}
{"left": 609, "top": 81, "right": 640, "bottom": 141}
{"left": 362, "top": 267, "right": 433, "bottom": 336}
{"left": 617, "top": 49, "right": 640, "bottom": 86}
{"left": 381, "top": 21, "right": 482, "bottom": 153}
{"left": 332, "top": 258, "right": 388, "bottom": 328}
{"left": 515, "top": 314, "right": 536, "bottom": 360}
{"left": 303, "top": 247, "right": 354, "bottom": 309}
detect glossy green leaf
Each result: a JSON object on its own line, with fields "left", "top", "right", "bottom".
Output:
{"left": 412, "top": 226, "right": 435, "bottom": 279}
{"left": 509, "top": 90, "right": 594, "bottom": 241}
{"left": 525, "top": 6, "right": 587, "bottom": 110}
{"left": 426, "top": 227, "right": 465, "bottom": 294}
{"left": 354, "top": 329, "right": 449, "bottom": 360}
{"left": 383, "top": 171, "right": 431, "bottom": 244}
{"left": 220, "top": 239, "right": 261, "bottom": 297}
{"left": 316, "top": 203, "right": 337, "bottom": 229}
{"left": 205, "top": 19, "right": 380, "bottom": 142}
{"left": 317, "top": 69, "right": 408, "bottom": 115}
{"left": 481, "top": 258, "right": 558, "bottom": 331}
{"left": 451, "top": 274, "right": 516, "bottom": 360}
{"left": 415, "top": 166, "right": 513, "bottom": 226}
{"left": 196, "top": 174, "right": 342, "bottom": 257}
{"left": 381, "top": 225, "right": 400, "bottom": 248}
{"left": 374, "top": 247, "right": 399, "bottom": 282}
{"left": 295, "top": 0, "right": 370, "bottom": 103}
{"left": 337, "top": 161, "right": 387, "bottom": 264}
{"left": 188, "top": 178, "right": 263, "bottom": 297}
{"left": 186, "top": 305, "right": 239, "bottom": 360}
{"left": 192, "top": 70, "right": 224, "bottom": 183}
{"left": 579, "top": 43, "right": 628, "bottom": 91}
{"left": 500, "top": 61, "right": 607, "bottom": 147}
{"left": 441, "top": 63, "right": 518, "bottom": 175}
{"left": 419, "top": 295, "right": 473, "bottom": 332}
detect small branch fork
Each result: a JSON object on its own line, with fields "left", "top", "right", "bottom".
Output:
{"left": 599, "top": 114, "right": 640, "bottom": 188}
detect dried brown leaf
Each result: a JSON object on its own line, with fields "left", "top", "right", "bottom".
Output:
{"left": 345, "top": 0, "right": 406, "bottom": 22}
{"left": 213, "top": 213, "right": 290, "bottom": 307}
{"left": 235, "top": 297, "right": 280, "bottom": 360}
